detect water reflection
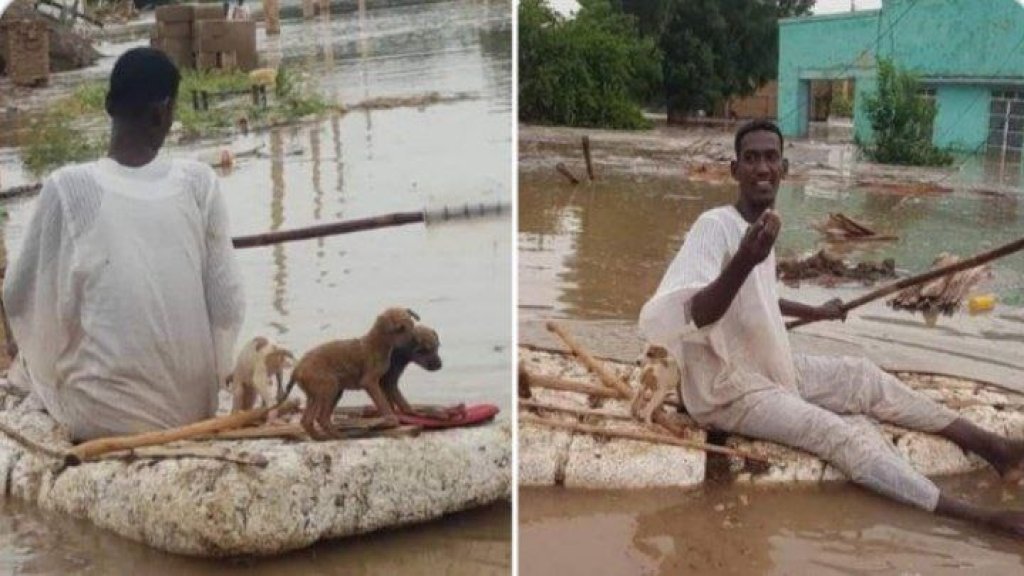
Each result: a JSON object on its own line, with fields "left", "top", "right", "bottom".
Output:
{"left": 519, "top": 171, "right": 1024, "bottom": 320}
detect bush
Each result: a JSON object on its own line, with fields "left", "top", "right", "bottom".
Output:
{"left": 860, "top": 59, "right": 953, "bottom": 167}
{"left": 518, "top": 0, "right": 661, "bottom": 129}
{"left": 830, "top": 91, "right": 853, "bottom": 118}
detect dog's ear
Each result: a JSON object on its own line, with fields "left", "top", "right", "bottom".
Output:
{"left": 406, "top": 308, "right": 420, "bottom": 321}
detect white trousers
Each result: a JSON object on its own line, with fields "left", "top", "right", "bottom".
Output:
{"left": 699, "top": 355, "right": 959, "bottom": 511}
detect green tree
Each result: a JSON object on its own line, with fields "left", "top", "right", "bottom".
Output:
{"left": 649, "top": 0, "right": 814, "bottom": 121}
{"left": 860, "top": 58, "right": 953, "bottom": 166}
{"left": 518, "top": 0, "right": 661, "bottom": 129}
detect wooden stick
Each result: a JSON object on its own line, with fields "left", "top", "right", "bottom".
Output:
{"left": 519, "top": 398, "right": 636, "bottom": 422}
{"left": 201, "top": 423, "right": 421, "bottom": 441}
{"left": 522, "top": 370, "right": 622, "bottom": 399}
{"left": 520, "top": 414, "right": 772, "bottom": 464}
{"left": 555, "top": 162, "right": 581, "bottom": 185}
{"left": 545, "top": 321, "right": 632, "bottom": 398}
{"left": 97, "top": 446, "right": 269, "bottom": 467}
{"left": 0, "top": 183, "right": 42, "bottom": 201}
{"left": 67, "top": 400, "right": 299, "bottom": 464}
{"left": 544, "top": 322, "right": 689, "bottom": 435}
{"left": 787, "top": 235, "right": 1024, "bottom": 330}
{"left": 582, "top": 135, "right": 594, "bottom": 181}
{"left": 232, "top": 212, "right": 424, "bottom": 248}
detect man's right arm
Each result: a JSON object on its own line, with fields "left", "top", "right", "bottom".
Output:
{"left": 690, "top": 209, "right": 780, "bottom": 328}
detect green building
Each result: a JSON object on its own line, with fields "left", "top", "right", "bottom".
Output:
{"left": 778, "top": 0, "right": 1024, "bottom": 155}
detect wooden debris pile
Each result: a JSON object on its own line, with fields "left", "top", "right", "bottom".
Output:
{"left": 777, "top": 249, "right": 896, "bottom": 286}
{"left": 888, "top": 253, "right": 992, "bottom": 326}
{"left": 813, "top": 212, "right": 897, "bottom": 243}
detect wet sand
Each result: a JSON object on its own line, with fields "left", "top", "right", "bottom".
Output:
{"left": 0, "top": 0, "right": 512, "bottom": 570}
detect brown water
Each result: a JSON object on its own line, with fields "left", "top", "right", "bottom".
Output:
{"left": 0, "top": 498, "right": 509, "bottom": 575}
{"left": 0, "top": 0, "right": 512, "bottom": 571}
{"left": 519, "top": 171, "right": 1024, "bottom": 321}
{"left": 518, "top": 150, "right": 1024, "bottom": 573}
{"left": 520, "top": 475, "right": 1024, "bottom": 575}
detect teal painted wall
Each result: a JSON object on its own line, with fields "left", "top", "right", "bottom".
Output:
{"left": 933, "top": 85, "right": 990, "bottom": 151}
{"left": 778, "top": 0, "right": 1024, "bottom": 151}
{"left": 778, "top": 11, "right": 879, "bottom": 137}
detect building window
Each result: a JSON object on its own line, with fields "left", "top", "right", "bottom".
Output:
{"left": 989, "top": 89, "right": 1024, "bottom": 156}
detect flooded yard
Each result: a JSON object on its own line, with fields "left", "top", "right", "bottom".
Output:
{"left": 518, "top": 124, "right": 1024, "bottom": 574}
{"left": 0, "top": 0, "right": 512, "bottom": 572}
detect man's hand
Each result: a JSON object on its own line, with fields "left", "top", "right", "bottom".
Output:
{"left": 737, "top": 209, "right": 781, "bottom": 268}
{"left": 815, "top": 298, "right": 847, "bottom": 321}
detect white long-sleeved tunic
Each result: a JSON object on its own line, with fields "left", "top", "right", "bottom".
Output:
{"left": 638, "top": 205, "right": 797, "bottom": 420}
{"left": 3, "top": 156, "right": 245, "bottom": 440}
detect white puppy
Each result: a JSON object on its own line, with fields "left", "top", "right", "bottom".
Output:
{"left": 631, "top": 344, "right": 682, "bottom": 423}
{"left": 228, "top": 337, "right": 295, "bottom": 413}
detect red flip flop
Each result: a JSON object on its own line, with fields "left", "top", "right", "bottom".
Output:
{"left": 397, "top": 404, "right": 500, "bottom": 429}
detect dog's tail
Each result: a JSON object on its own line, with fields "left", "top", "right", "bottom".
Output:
{"left": 279, "top": 373, "right": 297, "bottom": 404}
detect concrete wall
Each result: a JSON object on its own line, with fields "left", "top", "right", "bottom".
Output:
{"left": 778, "top": 0, "right": 1024, "bottom": 151}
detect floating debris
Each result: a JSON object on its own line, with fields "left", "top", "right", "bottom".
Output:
{"left": 777, "top": 249, "right": 896, "bottom": 287}
{"left": 888, "top": 253, "right": 992, "bottom": 326}
{"left": 813, "top": 212, "right": 898, "bottom": 243}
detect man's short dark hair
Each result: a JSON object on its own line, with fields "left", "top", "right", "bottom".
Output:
{"left": 734, "top": 119, "right": 784, "bottom": 158}
{"left": 105, "top": 47, "right": 181, "bottom": 120}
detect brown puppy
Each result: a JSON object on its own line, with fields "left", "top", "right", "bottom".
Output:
{"left": 227, "top": 336, "right": 295, "bottom": 413}
{"left": 282, "top": 307, "right": 418, "bottom": 440}
{"left": 379, "top": 324, "right": 461, "bottom": 419}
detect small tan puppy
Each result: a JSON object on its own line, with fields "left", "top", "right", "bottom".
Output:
{"left": 632, "top": 344, "right": 682, "bottom": 422}
{"left": 227, "top": 336, "right": 295, "bottom": 413}
{"left": 282, "top": 307, "right": 418, "bottom": 440}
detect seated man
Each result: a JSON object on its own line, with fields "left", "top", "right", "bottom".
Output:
{"left": 3, "top": 48, "right": 245, "bottom": 441}
{"left": 639, "top": 119, "right": 1024, "bottom": 536}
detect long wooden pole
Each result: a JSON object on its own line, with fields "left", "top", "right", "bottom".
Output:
{"left": 544, "top": 321, "right": 690, "bottom": 436}
{"left": 232, "top": 212, "right": 424, "bottom": 248}
{"left": 520, "top": 414, "right": 772, "bottom": 464}
{"left": 67, "top": 400, "right": 299, "bottom": 465}
{"left": 787, "top": 235, "right": 1024, "bottom": 330}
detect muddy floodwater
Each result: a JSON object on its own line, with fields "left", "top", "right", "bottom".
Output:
{"left": 0, "top": 0, "right": 511, "bottom": 572}
{"left": 518, "top": 138, "right": 1024, "bottom": 573}
{"left": 519, "top": 171, "right": 1024, "bottom": 320}
{"left": 520, "top": 475, "right": 1024, "bottom": 575}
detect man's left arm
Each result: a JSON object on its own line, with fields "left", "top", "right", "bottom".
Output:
{"left": 779, "top": 298, "right": 846, "bottom": 321}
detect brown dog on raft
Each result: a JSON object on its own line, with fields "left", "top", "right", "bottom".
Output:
{"left": 282, "top": 307, "right": 419, "bottom": 440}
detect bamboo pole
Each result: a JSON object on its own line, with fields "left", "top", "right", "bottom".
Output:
{"left": 520, "top": 414, "right": 772, "bottom": 464}
{"left": 787, "top": 235, "right": 1024, "bottom": 330}
{"left": 67, "top": 400, "right": 299, "bottom": 464}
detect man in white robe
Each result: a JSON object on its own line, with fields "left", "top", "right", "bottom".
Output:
{"left": 3, "top": 48, "right": 245, "bottom": 441}
{"left": 640, "top": 119, "right": 1024, "bottom": 536}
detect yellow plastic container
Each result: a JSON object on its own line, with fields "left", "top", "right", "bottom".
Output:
{"left": 968, "top": 294, "right": 996, "bottom": 315}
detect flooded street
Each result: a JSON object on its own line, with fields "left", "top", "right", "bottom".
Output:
{"left": 519, "top": 172, "right": 1024, "bottom": 321}
{"left": 0, "top": 0, "right": 511, "bottom": 572}
{"left": 518, "top": 126, "right": 1024, "bottom": 573}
